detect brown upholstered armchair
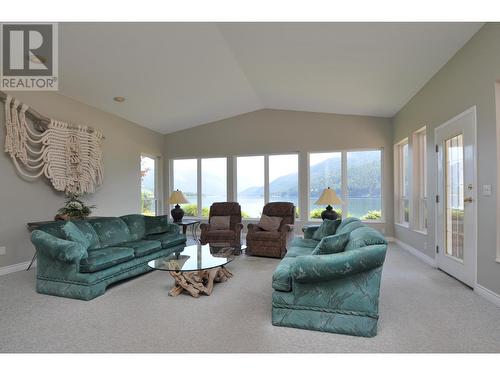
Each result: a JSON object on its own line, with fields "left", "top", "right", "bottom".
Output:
{"left": 246, "top": 202, "right": 295, "bottom": 258}
{"left": 200, "top": 202, "right": 243, "bottom": 249}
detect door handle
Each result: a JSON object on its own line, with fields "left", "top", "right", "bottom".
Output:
{"left": 464, "top": 197, "right": 473, "bottom": 203}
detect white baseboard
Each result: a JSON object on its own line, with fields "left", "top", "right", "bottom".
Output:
{"left": 474, "top": 283, "right": 500, "bottom": 307}
{"left": 392, "top": 238, "right": 437, "bottom": 268}
{"left": 385, "top": 236, "right": 395, "bottom": 242}
{"left": 0, "top": 260, "right": 35, "bottom": 276}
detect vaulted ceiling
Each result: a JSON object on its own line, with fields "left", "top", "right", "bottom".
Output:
{"left": 59, "top": 22, "right": 482, "bottom": 134}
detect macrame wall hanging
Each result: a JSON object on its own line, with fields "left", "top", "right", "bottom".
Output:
{"left": 3, "top": 94, "right": 104, "bottom": 194}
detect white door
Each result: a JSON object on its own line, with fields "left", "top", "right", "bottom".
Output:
{"left": 435, "top": 107, "right": 477, "bottom": 287}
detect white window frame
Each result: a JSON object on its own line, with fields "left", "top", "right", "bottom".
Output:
{"left": 141, "top": 153, "right": 161, "bottom": 216}
{"left": 394, "top": 139, "right": 410, "bottom": 227}
{"left": 234, "top": 152, "right": 300, "bottom": 219}
{"left": 413, "top": 127, "right": 428, "bottom": 233}
{"left": 307, "top": 148, "right": 384, "bottom": 223}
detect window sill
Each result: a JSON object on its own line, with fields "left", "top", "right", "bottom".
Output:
{"left": 395, "top": 222, "right": 410, "bottom": 229}
{"left": 413, "top": 229, "right": 428, "bottom": 236}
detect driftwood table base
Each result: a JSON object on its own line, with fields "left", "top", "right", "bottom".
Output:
{"left": 168, "top": 267, "right": 233, "bottom": 297}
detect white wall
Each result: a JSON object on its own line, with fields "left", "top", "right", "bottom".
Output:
{"left": 0, "top": 91, "right": 164, "bottom": 268}
{"left": 163, "top": 108, "right": 394, "bottom": 235}
{"left": 393, "top": 23, "right": 500, "bottom": 295}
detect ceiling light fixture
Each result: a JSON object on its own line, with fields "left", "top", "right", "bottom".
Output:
{"left": 113, "top": 96, "right": 126, "bottom": 103}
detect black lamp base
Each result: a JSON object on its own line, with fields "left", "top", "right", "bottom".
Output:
{"left": 171, "top": 204, "right": 184, "bottom": 223}
{"left": 321, "top": 205, "right": 339, "bottom": 221}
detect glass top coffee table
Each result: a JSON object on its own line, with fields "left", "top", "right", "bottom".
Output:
{"left": 148, "top": 243, "right": 236, "bottom": 298}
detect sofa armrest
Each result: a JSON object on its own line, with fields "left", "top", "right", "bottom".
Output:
{"left": 31, "top": 230, "right": 87, "bottom": 264}
{"left": 291, "top": 244, "right": 387, "bottom": 283}
{"left": 302, "top": 225, "right": 320, "bottom": 239}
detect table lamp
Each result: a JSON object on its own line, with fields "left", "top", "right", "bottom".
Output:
{"left": 168, "top": 189, "right": 189, "bottom": 222}
{"left": 314, "top": 187, "right": 344, "bottom": 220}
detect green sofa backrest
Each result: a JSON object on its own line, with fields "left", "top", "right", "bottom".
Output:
{"left": 38, "top": 220, "right": 102, "bottom": 249}
{"left": 344, "top": 226, "right": 387, "bottom": 251}
{"left": 120, "top": 214, "right": 146, "bottom": 241}
{"left": 88, "top": 217, "right": 131, "bottom": 248}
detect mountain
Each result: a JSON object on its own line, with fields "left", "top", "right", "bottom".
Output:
{"left": 240, "top": 152, "right": 381, "bottom": 198}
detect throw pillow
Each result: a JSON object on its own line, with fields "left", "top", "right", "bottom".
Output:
{"left": 256, "top": 214, "right": 282, "bottom": 231}
{"left": 62, "top": 221, "right": 91, "bottom": 250}
{"left": 312, "top": 232, "right": 350, "bottom": 255}
{"left": 312, "top": 218, "right": 341, "bottom": 241}
{"left": 210, "top": 216, "right": 231, "bottom": 230}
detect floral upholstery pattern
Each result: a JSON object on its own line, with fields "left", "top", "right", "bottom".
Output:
{"left": 271, "top": 218, "right": 387, "bottom": 337}
{"left": 31, "top": 215, "right": 186, "bottom": 300}
{"left": 246, "top": 202, "right": 295, "bottom": 258}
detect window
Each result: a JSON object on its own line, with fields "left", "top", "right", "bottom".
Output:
{"left": 172, "top": 159, "right": 198, "bottom": 216}
{"left": 395, "top": 140, "right": 410, "bottom": 225}
{"left": 413, "top": 128, "right": 427, "bottom": 232}
{"left": 347, "top": 150, "right": 382, "bottom": 221}
{"left": 201, "top": 158, "right": 227, "bottom": 217}
{"left": 141, "top": 155, "right": 158, "bottom": 216}
{"left": 236, "top": 156, "right": 265, "bottom": 218}
{"left": 309, "top": 152, "right": 342, "bottom": 219}
{"left": 269, "top": 154, "right": 299, "bottom": 215}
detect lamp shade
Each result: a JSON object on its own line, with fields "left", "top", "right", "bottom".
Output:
{"left": 168, "top": 190, "right": 189, "bottom": 204}
{"left": 314, "top": 187, "right": 344, "bottom": 206}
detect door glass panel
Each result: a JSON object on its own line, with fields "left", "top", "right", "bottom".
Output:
{"left": 141, "top": 155, "right": 157, "bottom": 216}
{"left": 445, "top": 134, "right": 464, "bottom": 260}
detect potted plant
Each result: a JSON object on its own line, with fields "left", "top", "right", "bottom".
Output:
{"left": 55, "top": 193, "right": 95, "bottom": 220}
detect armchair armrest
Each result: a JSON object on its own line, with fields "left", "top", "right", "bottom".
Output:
{"left": 302, "top": 225, "right": 320, "bottom": 239}
{"left": 235, "top": 223, "right": 244, "bottom": 231}
{"left": 247, "top": 223, "right": 262, "bottom": 233}
{"left": 280, "top": 224, "right": 294, "bottom": 232}
{"left": 200, "top": 223, "right": 210, "bottom": 232}
{"left": 31, "top": 230, "right": 87, "bottom": 264}
{"left": 291, "top": 244, "right": 387, "bottom": 283}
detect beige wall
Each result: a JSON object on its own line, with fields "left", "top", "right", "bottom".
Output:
{"left": 392, "top": 23, "right": 500, "bottom": 295}
{"left": 163, "top": 109, "right": 394, "bottom": 235}
{"left": 0, "top": 92, "right": 164, "bottom": 268}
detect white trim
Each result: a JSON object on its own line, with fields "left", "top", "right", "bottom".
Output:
{"left": 0, "top": 261, "right": 35, "bottom": 276}
{"left": 385, "top": 236, "right": 396, "bottom": 242}
{"left": 474, "top": 284, "right": 500, "bottom": 308}
{"left": 393, "top": 238, "right": 437, "bottom": 268}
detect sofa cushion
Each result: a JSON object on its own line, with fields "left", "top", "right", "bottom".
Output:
{"left": 119, "top": 239, "right": 162, "bottom": 257}
{"left": 62, "top": 221, "right": 92, "bottom": 250}
{"left": 290, "top": 237, "right": 319, "bottom": 248}
{"left": 345, "top": 226, "right": 387, "bottom": 251}
{"left": 203, "top": 230, "right": 236, "bottom": 239}
{"left": 79, "top": 247, "right": 135, "bottom": 273}
{"left": 72, "top": 221, "right": 101, "bottom": 250}
{"left": 120, "top": 214, "right": 146, "bottom": 241}
{"left": 144, "top": 215, "right": 171, "bottom": 235}
{"left": 272, "top": 257, "right": 296, "bottom": 292}
{"left": 89, "top": 218, "right": 131, "bottom": 248}
{"left": 249, "top": 230, "right": 282, "bottom": 240}
{"left": 257, "top": 214, "right": 282, "bottom": 231}
{"left": 312, "top": 219, "right": 341, "bottom": 240}
{"left": 336, "top": 217, "right": 364, "bottom": 234}
{"left": 145, "top": 232, "right": 186, "bottom": 248}
{"left": 286, "top": 245, "right": 316, "bottom": 258}
{"left": 312, "top": 232, "right": 350, "bottom": 255}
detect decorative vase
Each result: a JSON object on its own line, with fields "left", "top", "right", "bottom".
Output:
{"left": 171, "top": 204, "right": 184, "bottom": 223}
{"left": 320, "top": 205, "right": 339, "bottom": 221}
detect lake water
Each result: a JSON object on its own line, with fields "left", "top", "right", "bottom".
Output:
{"left": 196, "top": 195, "right": 381, "bottom": 219}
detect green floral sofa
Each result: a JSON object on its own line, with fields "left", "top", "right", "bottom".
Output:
{"left": 30, "top": 215, "right": 186, "bottom": 300}
{"left": 272, "top": 218, "right": 388, "bottom": 337}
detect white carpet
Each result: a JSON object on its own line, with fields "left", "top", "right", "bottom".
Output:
{"left": 0, "top": 243, "right": 499, "bottom": 352}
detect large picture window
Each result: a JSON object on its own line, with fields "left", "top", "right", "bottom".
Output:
{"left": 236, "top": 156, "right": 265, "bottom": 218}
{"left": 395, "top": 140, "right": 410, "bottom": 225}
{"left": 413, "top": 128, "right": 427, "bottom": 232}
{"left": 201, "top": 158, "right": 227, "bottom": 217}
{"left": 269, "top": 154, "right": 299, "bottom": 213}
{"left": 309, "top": 152, "right": 342, "bottom": 218}
{"left": 141, "top": 155, "right": 158, "bottom": 216}
{"left": 347, "top": 150, "right": 382, "bottom": 220}
{"left": 172, "top": 159, "right": 198, "bottom": 216}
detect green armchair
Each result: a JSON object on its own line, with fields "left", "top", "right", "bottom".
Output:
{"left": 272, "top": 218, "right": 387, "bottom": 337}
